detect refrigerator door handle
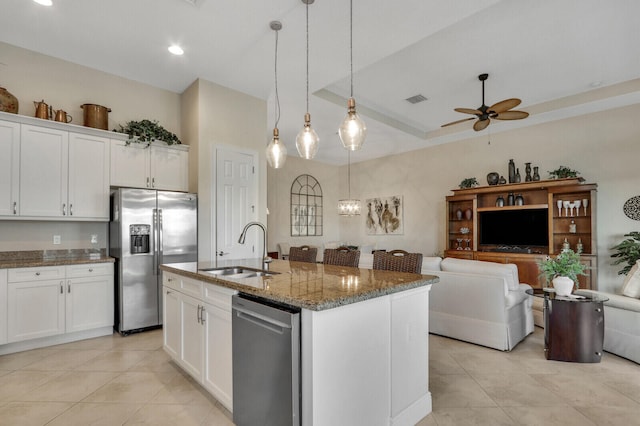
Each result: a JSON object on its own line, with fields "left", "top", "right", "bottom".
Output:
{"left": 158, "top": 209, "right": 164, "bottom": 271}
{"left": 153, "top": 208, "right": 158, "bottom": 275}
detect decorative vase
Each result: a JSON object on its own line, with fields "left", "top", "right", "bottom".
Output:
{"left": 0, "top": 87, "right": 19, "bottom": 114}
{"left": 507, "top": 192, "right": 515, "bottom": 206}
{"left": 525, "top": 162, "right": 532, "bottom": 181}
{"left": 508, "top": 159, "right": 516, "bottom": 183}
{"left": 515, "top": 194, "right": 524, "bottom": 206}
{"left": 456, "top": 209, "right": 463, "bottom": 220}
{"left": 487, "top": 172, "right": 499, "bottom": 186}
{"left": 552, "top": 276, "right": 574, "bottom": 296}
{"left": 498, "top": 175, "right": 507, "bottom": 185}
{"left": 514, "top": 168, "right": 521, "bottom": 183}
{"left": 495, "top": 195, "right": 504, "bottom": 207}
{"left": 464, "top": 208, "right": 472, "bottom": 220}
{"left": 533, "top": 166, "right": 540, "bottom": 181}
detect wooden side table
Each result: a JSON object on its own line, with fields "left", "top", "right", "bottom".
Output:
{"left": 526, "top": 288, "right": 608, "bottom": 363}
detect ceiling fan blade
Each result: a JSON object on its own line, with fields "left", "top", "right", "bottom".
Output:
{"left": 493, "top": 110, "right": 529, "bottom": 120}
{"left": 454, "top": 107, "right": 482, "bottom": 115}
{"left": 441, "top": 117, "right": 475, "bottom": 128}
{"left": 473, "top": 118, "right": 490, "bottom": 131}
{"left": 488, "top": 98, "right": 521, "bottom": 114}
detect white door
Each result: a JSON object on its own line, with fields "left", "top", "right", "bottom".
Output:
{"left": 65, "top": 275, "right": 114, "bottom": 333}
{"left": 215, "top": 148, "right": 256, "bottom": 260}
{"left": 163, "top": 286, "right": 181, "bottom": 359}
{"left": 7, "top": 280, "right": 65, "bottom": 342}
{"left": 180, "top": 293, "right": 204, "bottom": 379}
{"left": 202, "top": 301, "right": 233, "bottom": 411}
{"left": 151, "top": 144, "right": 189, "bottom": 192}
{"left": 0, "top": 120, "right": 20, "bottom": 217}
{"left": 68, "top": 133, "right": 110, "bottom": 219}
{"left": 109, "top": 139, "right": 150, "bottom": 189}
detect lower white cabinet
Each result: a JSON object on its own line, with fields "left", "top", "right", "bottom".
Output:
{"left": 0, "top": 270, "right": 6, "bottom": 344}
{"left": 5, "top": 263, "right": 113, "bottom": 344}
{"left": 162, "top": 272, "right": 235, "bottom": 411}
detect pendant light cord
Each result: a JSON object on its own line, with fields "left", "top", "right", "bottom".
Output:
{"left": 274, "top": 28, "right": 281, "bottom": 128}
{"left": 305, "top": 2, "right": 310, "bottom": 113}
{"left": 348, "top": 150, "right": 351, "bottom": 198}
{"left": 349, "top": 0, "right": 353, "bottom": 98}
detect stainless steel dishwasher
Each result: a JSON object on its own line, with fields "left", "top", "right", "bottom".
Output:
{"left": 232, "top": 294, "right": 301, "bottom": 426}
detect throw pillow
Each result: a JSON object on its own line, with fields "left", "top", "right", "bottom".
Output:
{"left": 621, "top": 260, "right": 640, "bottom": 298}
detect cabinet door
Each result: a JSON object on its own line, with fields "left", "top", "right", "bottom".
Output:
{"left": 150, "top": 144, "right": 189, "bottom": 192}
{"left": 180, "top": 293, "right": 204, "bottom": 379}
{"left": 68, "top": 133, "right": 110, "bottom": 220}
{"left": 203, "top": 302, "right": 233, "bottom": 411}
{"left": 0, "top": 120, "right": 20, "bottom": 217}
{"left": 7, "top": 279, "right": 65, "bottom": 342}
{"left": 163, "top": 286, "right": 181, "bottom": 359}
{"left": 110, "top": 140, "right": 150, "bottom": 188}
{"left": 20, "top": 125, "right": 68, "bottom": 217}
{"left": 65, "top": 275, "right": 114, "bottom": 333}
{"left": 0, "top": 270, "right": 7, "bottom": 344}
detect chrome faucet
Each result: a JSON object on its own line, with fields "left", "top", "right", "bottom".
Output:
{"left": 238, "top": 221, "right": 272, "bottom": 267}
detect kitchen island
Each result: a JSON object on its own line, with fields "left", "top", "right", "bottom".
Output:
{"left": 160, "top": 259, "right": 437, "bottom": 426}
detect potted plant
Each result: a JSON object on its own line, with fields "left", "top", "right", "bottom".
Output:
{"left": 547, "top": 165, "right": 580, "bottom": 179}
{"left": 458, "top": 177, "right": 479, "bottom": 189}
{"left": 539, "top": 248, "right": 587, "bottom": 296}
{"left": 611, "top": 231, "right": 640, "bottom": 275}
{"left": 113, "top": 119, "right": 182, "bottom": 146}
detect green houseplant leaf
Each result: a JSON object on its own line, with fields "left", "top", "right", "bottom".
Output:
{"left": 113, "top": 119, "right": 182, "bottom": 146}
{"left": 459, "top": 177, "right": 479, "bottom": 189}
{"left": 547, "top": 165, "right": 580, "bottom": 179}
{"left": 611, "top": 231, "right": 640, "bottom": 275}
{"left": 539, "top": 249, "right": 587, "bottom": 286}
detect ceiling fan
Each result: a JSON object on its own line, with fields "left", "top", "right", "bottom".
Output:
{"left": 442, "top": 73, "right": 529, "bottom": 131}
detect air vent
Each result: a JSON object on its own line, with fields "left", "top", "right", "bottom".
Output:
{"left": 405, "top": 94, "right": 428, "bottom": 104}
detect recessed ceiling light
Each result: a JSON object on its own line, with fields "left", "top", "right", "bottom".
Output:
{"left": 168, "top": 45, "right": 184, "bottom": 56}
{"left": 33, "top": 0, "right": 53, "bottom": 6}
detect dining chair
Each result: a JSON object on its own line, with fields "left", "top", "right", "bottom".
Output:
{"left": 288, "top": 245, "right": 318, "bottom": 263}
{"left": 323, "top": 246, "right": 360, "bottom": 267}
{"left": 373, "top": 249, "right": 423, "bottom": 273}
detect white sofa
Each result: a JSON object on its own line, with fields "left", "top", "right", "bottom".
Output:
{"left": 360, "top": 254, "right": 534, "bottom": 351}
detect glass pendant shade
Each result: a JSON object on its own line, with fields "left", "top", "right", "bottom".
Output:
{"left": 339, "top": 97, "right": 367, "bottom": 151}
{"left": 338, "top": 198, "right": 361, "bottom": 216}
{"left": 266, "top": 128, "right": 287, "bottom": 169}
{"left": 296, "top": 113, "right": 319, "bottom": 159}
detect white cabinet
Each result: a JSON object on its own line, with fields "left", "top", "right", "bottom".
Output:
{"left": 0, "top": 120, "right": 20, "bottom": 217}
{"left": 5, "top": 263, "right": 113, "bottom": 344}
{"left": 67, "top": 133, "right": 110, "bottom": 220}
{"left": 110, "top": 140, "right": 189, "bottom": 191}
{"left": 7, "top": 266, "right": 66, "bottom": 342}
{"left": 4, "top": 122, "right": 110, "bottom": 220}
{"left": 19, "top": 125, "right": 68, "bottom": 217}
{"left": 0, "top": 270, "right": 8, "bottom": 344}
{"left": 65, "top": 263, "right": 114, "bottom": 332}
{"left": 162, "top": 272, "right": 235, "bottom": 411}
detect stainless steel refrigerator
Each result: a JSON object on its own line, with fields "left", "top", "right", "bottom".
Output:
{"left": 110, "top": 188, "right": 197, "bottom": 334}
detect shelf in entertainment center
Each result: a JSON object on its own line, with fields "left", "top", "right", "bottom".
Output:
{"left": 477, "top": 204, "right": 549, "bottom": 212}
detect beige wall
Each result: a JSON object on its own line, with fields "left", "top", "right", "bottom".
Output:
{"left": 268, "top": 103, "right": 640, "bottom": 293}
{"left": 184, "top": 79, "right": 268, "bottom": 261}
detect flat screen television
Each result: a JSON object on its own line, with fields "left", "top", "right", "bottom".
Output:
{"left": 479, "top": 208, "right": 549, "bottom": 247}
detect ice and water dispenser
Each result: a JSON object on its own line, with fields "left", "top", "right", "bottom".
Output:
{"left": 130, "top": 224, "right": 150, "bottom": 254}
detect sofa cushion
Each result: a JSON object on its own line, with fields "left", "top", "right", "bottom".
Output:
{"left": 441, "top": 257, "right": 520, "bottom": 291}
{"left": 421, "top": 256, "right": 442, "bottom": 272}
{"left": 621, "top": 260, "right": 640, "bottom": 298}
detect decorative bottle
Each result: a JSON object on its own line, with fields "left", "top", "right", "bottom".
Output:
{"left": 515, "top": 194, "right": 524, "bottom": 206}
{"left": 514, "top": 168, "right": 521, "bottom": 183}
{"left": 508, "top": 159, "right": 516, "bottom": 183}
{"left": 507, "top": 192, "right": 515, "bottom": 206}
{"left": 562, "top": 238, "right": 571, "bottom": 252}
{"left": 525, "top": 162, "right": 532, "bottom": 181}
{"left": 576, "top": 238, "right": 584, "bottom": 254}
{"left": 532, "top": 166, "right": 540, "bottom": 181}
{"left": 496, "top": 195, "right": 505, "bottom": 207}
{"left": 569, "top": 220, "right": 577, "bottom": 233}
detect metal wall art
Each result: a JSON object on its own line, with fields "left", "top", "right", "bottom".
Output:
{"left": 623, "top": 195, "right": 640, "bottom": 221}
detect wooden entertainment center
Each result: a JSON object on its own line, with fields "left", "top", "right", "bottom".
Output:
{"left": 445, "top": 178, "right": 597, "bottom": 289}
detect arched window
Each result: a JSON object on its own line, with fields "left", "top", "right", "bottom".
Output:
{"left": 291, "top": 174, "right": 323, "bottom": 236}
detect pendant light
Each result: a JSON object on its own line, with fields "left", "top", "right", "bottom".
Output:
{"left": 338, "top": 150, "right": 361, "bottom": 216}
{"left": 338, "top": 0, "right": 366, "bottom": 151}
{"left": 295, "top": 0, "right": 320, "bottom": 160}
{"left": 266, "top": 21, "right": 287, "bottom": 169}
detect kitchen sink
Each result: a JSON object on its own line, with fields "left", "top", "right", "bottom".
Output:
{"left": 198, "top": 266, "right": 278, "bottom": 279}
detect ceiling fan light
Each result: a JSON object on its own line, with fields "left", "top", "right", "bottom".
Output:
{"left": 339, "top": 98, "right": 367, "bottom": 151}
{"left": 296, "top": 113, "right": 319, "bottom": 159}
{"left": 338, "top": 199, "right": 361, "bottom": 216}
{"left": 266, "top": 128, "right": 287, "bottom": 169}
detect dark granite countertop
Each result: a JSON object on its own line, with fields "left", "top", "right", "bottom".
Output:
{"left": 0, "top": 249, "right": 114, "bottom": 269}
{"left": 160, "top": 259, "right": 438, "bottom": 311}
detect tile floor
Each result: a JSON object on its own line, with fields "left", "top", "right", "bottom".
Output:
{"left": 0, "top": 327, "right": 638, "bottom": 425}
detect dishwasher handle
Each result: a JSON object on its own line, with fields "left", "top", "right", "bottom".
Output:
{"left": 233, "top": 305, "right": 291, "bottom": 335}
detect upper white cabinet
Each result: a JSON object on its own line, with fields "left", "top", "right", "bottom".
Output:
{"left": 0, "top": 121, "right": 20, "bottom": 217}
{"left": 0, "top": 118, "right": 110, "bottom": 221}
{"left": 110, "top": 140, "right": 189, "bottom": 192}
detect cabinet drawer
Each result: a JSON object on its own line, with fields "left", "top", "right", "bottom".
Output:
{"left": 8, "top": 266, "right": 65, "bottom": 282}
{"left": 180, "top": 276, "right": 204, "bottom": 299}
{"left": 203, "top": 282, "right": 236, "bottom": 312}
{"left": 163, "top": 272, "right": 181, "bottom": 291}
{"left": 66, "top": 262, "right": 113, "bottom": 278}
